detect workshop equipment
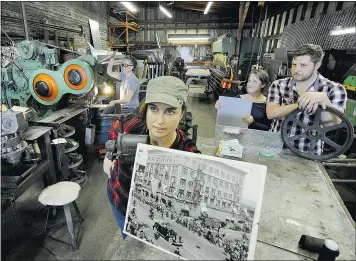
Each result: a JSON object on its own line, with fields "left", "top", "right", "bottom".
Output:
{"left": 281, "top": 106, "right": 354, "bottom": 161}
{"left": 1, "top": 40, "right": 122, "bottom": 116}
{"left": 1, "top": 111, "right": 28, "bottom": 164}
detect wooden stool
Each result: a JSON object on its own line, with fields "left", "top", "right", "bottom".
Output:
{"left": 38, "top": 181, "right": 83, "bottom": 251}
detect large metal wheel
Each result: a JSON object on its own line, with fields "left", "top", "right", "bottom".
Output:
{"left": 281, "top": 106, "right": 354, "bottom": 161}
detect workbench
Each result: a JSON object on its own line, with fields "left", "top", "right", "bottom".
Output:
{"left": 111, "top": 128, "right": 355, "bottom": 260}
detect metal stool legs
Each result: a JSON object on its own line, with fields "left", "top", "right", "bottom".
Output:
{"left": 44, "top": 201, "right": 83, "bottom": 251}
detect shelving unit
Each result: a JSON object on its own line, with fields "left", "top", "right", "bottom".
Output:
{"left": 109, "top": 10, "right": 140, "bottom": 52}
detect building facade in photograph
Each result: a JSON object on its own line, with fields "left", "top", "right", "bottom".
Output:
{"left": 135, "top": 150, "right": 247, "bottom": 216}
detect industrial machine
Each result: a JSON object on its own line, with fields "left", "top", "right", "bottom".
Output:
{"left": 1, "top": 40, "right": 125, "bottom": 117}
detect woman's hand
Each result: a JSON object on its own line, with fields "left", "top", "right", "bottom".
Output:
{"left": 215, "top": 100, "right": 222, "bottom": 110}
{"left": 103, "top": 157, "right": 115, "bottom": 178}
{"left": 242, "top": 115, "right": 254, "bottom": 125}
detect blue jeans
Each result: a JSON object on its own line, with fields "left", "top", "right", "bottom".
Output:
{"left": 110, "top": 203, "right": 127, "bottom": 239}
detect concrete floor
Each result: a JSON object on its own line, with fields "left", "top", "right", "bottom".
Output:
{"left": 1, "top": 84, "right": 215, "bottom": 261}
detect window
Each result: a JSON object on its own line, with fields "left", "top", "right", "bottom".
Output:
{"left": 219, "top": 181, "right": 223, "bottom": 186}
{"left": 224, "top": 192, "right": 227, "bottom": 198}
{"left": 227, "top": 174, "right": 230, "bottom": 181}
{"left": 210, "top": 198, "right": 214, "bottom": 205}
{"left": 215, "top": 169, "right": 219, "bottom": 176}
{"left": 211, "top": 188, "right": 215, "bottom": 195}
{"left": 214, "top": 178, "right": 218, "bottom": 184}
{"left": 205, "top": 187, "right": 209, "bottom": 193}
{"left": 173, "top": 166, "right": 178, "bottom": 174}
{"left": 218, "top": 191, "right": 221, "bottom": 197}
{"left": 186, "top": 192, "right": 192, "bottom": 199}
{"left": 178, "top": 189, "right": 184, "bottom": 197}
{"left": 232, "top": 176, "right": 235, "bottom": 182}
{"left": 182, "top": 168, "right": 187, "bottom": 177}
{"left": 221, "top": 171, "right": 225, "bottom": 179}
{"left": 209, "top": 167, "right": 213, "bottom": 173}
{"left": 225, "top": 183, "right": 229, "bottom": 190}
{"left": 216, "top": 200, "right": 220, "bottom": 207}
{"left": 180, "top": 179, "right": 186, "bottom": 186}
{"left": 222, "top": 202, "right": 226, "bottom": 208}
{"left": 193, "top": 160, "right": 196, "bottom": 166}
{"left": 203, "top": 165, "right": 207, "bottom": 171}
{"left": 188, "top": 181, "right": 193, "bottom": 188}
{"left": 228, "top": 203, "right": 231, "bottom": 208}
{"left": 164, "top": 174, "right": 169, "bottom": 182}
{"left": 204, "top": 196, "right": 208, "bottom": 203}
{"left": 171, "top": 176, "right": 176, "bottom": 184}
{"left": 208, "top": 176, "right": 211, "bottom": 183}
{"left": 230, "top": 184, "right": 234, "bottom": 191}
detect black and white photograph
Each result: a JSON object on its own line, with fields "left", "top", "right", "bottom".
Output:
{"left": 124, "top": 144, "right": 267, "bottom": 260}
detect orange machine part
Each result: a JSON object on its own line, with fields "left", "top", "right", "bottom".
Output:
{"left": 64, "top": 64, "right": 88, "bottom": 90}
{"left": 32, "top": 74, "right": 59, "bottom": 102}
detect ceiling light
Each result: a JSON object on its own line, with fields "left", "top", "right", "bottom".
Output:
{"left": 121, "top": 2, "right": 138, "bottom": 13}
{"left": 167, "top": 34, "right": 211, "bottom": 41}
{"left": 204, "top": 2, "right": 213, "bottom": 14}
{"left": 159, "top": 5, "right": 172, "bottom": 18}
{"left": 330, "top": 27, "right": 356, "bottom": 36}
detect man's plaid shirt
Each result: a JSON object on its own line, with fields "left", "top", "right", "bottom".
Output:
{"left": 267, "top": 74, "right": 347, "bottom": 155}
{"left": 107, "top": 115, "right": 201, "bottom": 215}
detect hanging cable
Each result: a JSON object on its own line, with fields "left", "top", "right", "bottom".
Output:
{"left": 1, "top": 28, "right": 16, "bottom": 46}
{"left": 246, "top": 3, "right": 264, "bottom": 77}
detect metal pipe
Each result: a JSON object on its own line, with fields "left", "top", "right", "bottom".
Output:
{"left": 331, "top": 179, "right": 356, "bottom": 183}
{"left": 323, "top": 163, "right": 356, "bottom": 167}
{"left": 20, "top": 2, "right": 29, "bottom": 40}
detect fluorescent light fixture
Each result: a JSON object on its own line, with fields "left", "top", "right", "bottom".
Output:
{"left": 159, "top": 5, "right": 172, "bottom": 18}
{"left": 204, "top": 2, "right": 213, "bottom": 14}
{"left": 121, "top": 2, "right": 137, "bottom": 13}
{"left": 330, "top": 27, "right": 356, "bottom": 36}
{"left": 167, "top": 34, "right": 211, "bottom": 41}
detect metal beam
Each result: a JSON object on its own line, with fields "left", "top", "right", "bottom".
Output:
{"left": 138, "top": 19, "right": 246, "bottom": 24}
{"left": 20, "top": 2, "right": 29, "bottom": 40}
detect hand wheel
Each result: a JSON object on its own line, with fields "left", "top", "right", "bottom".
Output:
{"left": 281, "top": 106, "right": 354, "bottom": 161}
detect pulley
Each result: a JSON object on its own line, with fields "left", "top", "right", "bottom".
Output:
{"left": 281, "top": 106, "right": 354, "bottom": 161}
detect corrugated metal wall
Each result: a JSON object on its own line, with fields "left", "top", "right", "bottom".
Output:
{"left": 1, "top": 1, "right": 109, "bottom": 50}
{"left": 255, "top": 1, "right": 356, "bottom": 53}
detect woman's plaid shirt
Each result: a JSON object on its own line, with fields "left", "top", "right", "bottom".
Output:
{"left": 107, "top": 115, "right": 201, "bottom": 215}
{"left": 267, "top": 74, "right": 347, "bottom": 155}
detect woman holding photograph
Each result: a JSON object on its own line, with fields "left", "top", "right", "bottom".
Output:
{"left": 103, "top": 76, "right": 201, "bottom": 239}
{"left": 215, "top": 69, "right": 272, "bottom": 131}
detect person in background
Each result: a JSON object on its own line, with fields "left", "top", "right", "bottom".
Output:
{"left": 216, "top": 69, "right": 272, "bottom": 131}
{"left": 221, "top": 55, "right": 246, "bottom": 96}
{"left": 103, "top": 76, "right": 201, "bottom": 239}
{"left": 266, "top": 44, "right": 347, "bottom": 155}
{"left": 107, "top": 54, "right": 140, "bottom": 113}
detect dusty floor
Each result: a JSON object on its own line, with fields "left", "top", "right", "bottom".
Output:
{"left": 1, "top": 85, "right": 216, "bottom": 261}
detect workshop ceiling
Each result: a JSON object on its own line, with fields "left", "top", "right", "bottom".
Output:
{"left": 135, "top": 1, "right": 304, "bottom": 22}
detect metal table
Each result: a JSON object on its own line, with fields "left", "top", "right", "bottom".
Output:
{"left": 111, "top": 129, "right": 355, "bottom": 260}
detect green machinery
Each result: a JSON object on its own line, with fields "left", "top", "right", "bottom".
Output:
{"left": 1, "top": 40, "right": 122, "bottom": 116}
{"left": 343, "top": 64, "right": 356, "bottom": 127}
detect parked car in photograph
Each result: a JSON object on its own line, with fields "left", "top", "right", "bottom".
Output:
{"left": 153, "top": 220, "right": 184, "bottom": 245}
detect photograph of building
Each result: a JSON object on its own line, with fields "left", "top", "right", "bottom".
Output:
{"left": 126, "top": 144, "right": 267, "bottom": 260}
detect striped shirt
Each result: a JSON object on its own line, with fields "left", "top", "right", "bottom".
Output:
{"left": 267, "top": 74, "right": 347, "bottom": 155}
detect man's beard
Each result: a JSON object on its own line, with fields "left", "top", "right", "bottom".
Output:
{"left": 293, "top": 67, "right": 316, "bottom": 82}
